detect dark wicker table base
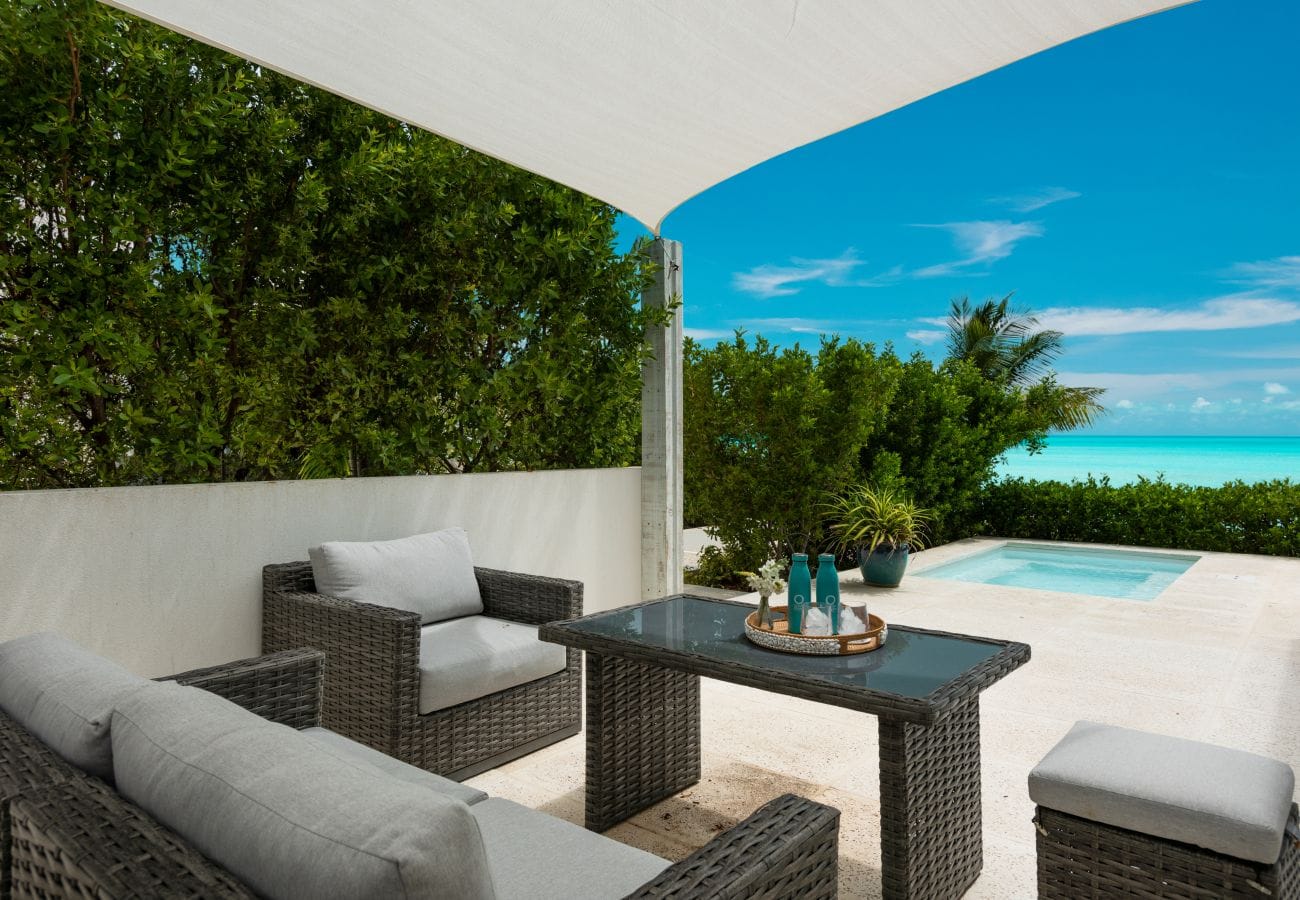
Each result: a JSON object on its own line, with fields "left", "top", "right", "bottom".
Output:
{"left": 1035, "top": 805, "right": 1300, "bottom": 900}
{"left": 583, "top": 652, "right": 987, "bottom": 900}
{"left": 879, "top": 698, "right": 983, "bottom": 900}
{"left": 585, "top": 654, "right": 700, "bottom": 833}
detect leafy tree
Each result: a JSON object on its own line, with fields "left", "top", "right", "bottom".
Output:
{"left": 683, "top": 336, "right": 1075, "bottom": 585}
{"left": 945, "top": 295, "right": 1104, "bottom": 430}
{"left": 684, "top": 334, "right": 897, "bottom": 579}
{"left": 0, "top": 0, "right": 656, "bottom": 490}
{"left": 858, "top": 356, "right": 1038, "bottom": 543}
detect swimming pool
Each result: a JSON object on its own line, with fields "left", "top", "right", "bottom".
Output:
{"left": 914, "top": 543, "right": 1199, "bottom": 601}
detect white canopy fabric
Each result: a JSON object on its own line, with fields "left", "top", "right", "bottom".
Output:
{"left": 101, "top": 0, "right": 1190, "bottom": 232}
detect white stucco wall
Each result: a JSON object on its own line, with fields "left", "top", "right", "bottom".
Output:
{"left": 0, "top": 468, "right": 641, "bottom": 676}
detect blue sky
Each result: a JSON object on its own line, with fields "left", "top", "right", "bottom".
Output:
{"left": 618, "top": 0, "right": 1300, "bottom": 436}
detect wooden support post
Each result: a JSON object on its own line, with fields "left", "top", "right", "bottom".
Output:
{"left": 641, "top": 238, "right": 684, "bottom": 600}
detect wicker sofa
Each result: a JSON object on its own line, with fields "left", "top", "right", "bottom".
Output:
{"left": 0, "top": 640, "right": 841, "bottom": 900}
{"left": 263, "top": 560, "right": 581, "bottom": 780}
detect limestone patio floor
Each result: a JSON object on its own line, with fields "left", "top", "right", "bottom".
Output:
{"left": 467, "top": 537, "right": 1300, "bottom": 899}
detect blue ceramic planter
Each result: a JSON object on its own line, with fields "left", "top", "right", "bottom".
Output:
{"left": 859, "top": 544, "right": 909, "bottom": 588}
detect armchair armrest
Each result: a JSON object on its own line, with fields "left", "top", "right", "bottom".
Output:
{"left": 624, "top": 794, "right": 839, "bottom": 900}
{"left": 475, "top": 568, "right": 583, "bottom": 626}
{"left": 163, "top": 648, "right": 325, "bottom": 730}
{"left": 261, "top": 589, "right": 421, "bottom": 753}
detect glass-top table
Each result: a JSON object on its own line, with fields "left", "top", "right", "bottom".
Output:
{"left": 540, "top": 594, "right": 1031, "bottom": 900}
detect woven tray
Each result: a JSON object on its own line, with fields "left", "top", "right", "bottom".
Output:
{"left": 744, "top": 606, "right": 887, "bottom": 656}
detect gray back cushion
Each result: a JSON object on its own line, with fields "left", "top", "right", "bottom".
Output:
{"left": 0, "top": 632, "right": 146, "bottom": 782}
{"left": 309, "top": 527, "right": 483, "bottom": 624}
{"left": 112, "top": 681, "right": 497, "bottom": 900}
{"left": 299, "top": 726, "right": 488, "bottom": 806}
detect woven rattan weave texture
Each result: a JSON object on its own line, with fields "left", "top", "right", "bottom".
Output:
{"left": 168, "top": 647, "right": 324, "bottom": 729}
{"left": 263, "top": 561, "right": 582, "bottom": 780}
{"left": 542, "top": 594, "right": 1029, "bottom": 900}
{"left": 1035, "top": 804, "right": 1300, "bottom": 900}
{"left": 0, "top": 713, "right": 86, "bottom": 900}
{"left": 879, "top": 698, "right": 983, "bottom": 900}
{"left": 9, "top": 780, "right": 254, "bottom": 900}
{"left": 585, "top": 653, "right": 701, "bottom": 833}
{"left": 626, "top": 792, "right": 840, "bottom": 899}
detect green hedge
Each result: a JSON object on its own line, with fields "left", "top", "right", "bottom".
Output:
{"left": 975, "top": 478, "right": 1300, "bottom": 557}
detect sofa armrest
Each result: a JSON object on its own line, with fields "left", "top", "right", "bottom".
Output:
{"left": 262, "top": 589, "right": 421, "bottom": 753}
{"left": 164, "top": 648, "right": 325, "bottom": 730}
{"left": 475, "top": 568, "right": 583, "bottom": 626}
{"left": 624, "top": 794, "right": 840, "bottom": 900}
{"left": 8, "top": 778, "right": 255, "bottom": 899}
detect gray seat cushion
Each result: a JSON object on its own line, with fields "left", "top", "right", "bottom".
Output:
{"left": 471, "top": 798, "right": 668, "bottom": 900}
{"left": 1029, "top": 720, "right": 1296, "bottom": 864}
{"left": 300, "top": 726, "right": 487, "bottom": 805}
{"left": 112, "top": 681, "right": 496, "bottom": 900}
{"left": 0, "top": 632, "right": 147, "bottom": 782}
{"left": 309, "top": 527, "right": 483, "bottom": 624}
{"left": 419, "top": 616, "right": 567, "bottom": 714}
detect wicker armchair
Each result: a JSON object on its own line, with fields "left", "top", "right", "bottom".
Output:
{"left": 262, "top": 561, "right": 582, "bottom": 780}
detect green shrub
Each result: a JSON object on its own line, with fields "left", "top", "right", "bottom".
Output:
{"left": 975, "top": 478, "right": 1300, "bottom": 557}
{"left": 683, "top": 334, "right": 1058, "bottom": 584}
{"left": 1, "top": 1, "right": 656, "bottom": 489}
{"left": 683, "top": 334, "right": 897, "bottom": 574}
{"left": 684, "top": 545, "right": 752, "bottom": 591}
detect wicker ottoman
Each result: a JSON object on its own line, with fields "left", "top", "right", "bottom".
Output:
{"left": 1029, "top": 721, "right": 1300, "bottom": 899}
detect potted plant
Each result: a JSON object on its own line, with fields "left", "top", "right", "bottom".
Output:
{"left": 825, "top": 485, "right": 933, "bottom": 588}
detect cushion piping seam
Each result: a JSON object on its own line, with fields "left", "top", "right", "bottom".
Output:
{"left": 1032, "top": 777, "right": 1290, "bottom": 855}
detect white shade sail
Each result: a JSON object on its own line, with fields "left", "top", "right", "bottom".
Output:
{"left": 100, "top": 0, "right": 1191, "bottom": 232}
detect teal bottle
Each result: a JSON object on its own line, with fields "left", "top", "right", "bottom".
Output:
{"left": 787, "top": 554, "right": 811, "bottom": 634}
{"left": 815, "top": 554, "right": 841, "bottom": 634}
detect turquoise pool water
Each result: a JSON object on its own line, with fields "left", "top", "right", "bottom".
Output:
{"left": 915, "top": 543, "right": 1199, "bottom": 601}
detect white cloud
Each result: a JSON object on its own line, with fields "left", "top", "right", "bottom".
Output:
{"left": 989, "top": 186, "right": 1081, "bottom": 213}
{"left": 1055, "top": 367, "right": 1300, "bottom": 400}
{"left": 1212, "top": 344, "right": 1300, "bottom": 360}
{"left": 731, "top": 250, "right": 896, "bottom": 298}
{"left": 1055, "top": 372, "right": 1213, "bottom": 397}
{"left": 911, "top": 220, "right": 1044, "bottom": 278}
{"left": 743, "top": 317, "right": 848, "bottom": 334}
{"left": 906, "top": 329, "right": 947, "bottom": 345}
{"left": 1264, "top": 382, "right": 1291, "bottom": 395}
{"left": 1191, "top": 397, "right": 1213, "bottom": 411}
{"left": 1114, "top": 399, "right": 1136, "bottom": 409}
{"left": 683, "top": 327, "right": 732, "bottom": 341}
{"left": 1226, "top": 255, "right": 1300, "bottom": 290}
{"left": 1027, "top": 296, "right": 1300, "bottom": 336}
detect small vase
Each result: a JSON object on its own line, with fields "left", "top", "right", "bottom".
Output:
{"left": 787, "top": 554, "right": 811, "bottom": 634}
{"left": 815, "top": 553, "right": 840, "bottom": 634}
{"left": 756, "top": 591, "right": 773, "bottom": 628}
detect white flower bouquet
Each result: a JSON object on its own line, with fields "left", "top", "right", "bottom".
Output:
{"left": 738, "top": 559, "right": 786, "bottom": 628}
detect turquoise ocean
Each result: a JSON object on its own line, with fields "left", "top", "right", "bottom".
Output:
{"left": 997, "top": 435, "right": 1300, "bottom": 486}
